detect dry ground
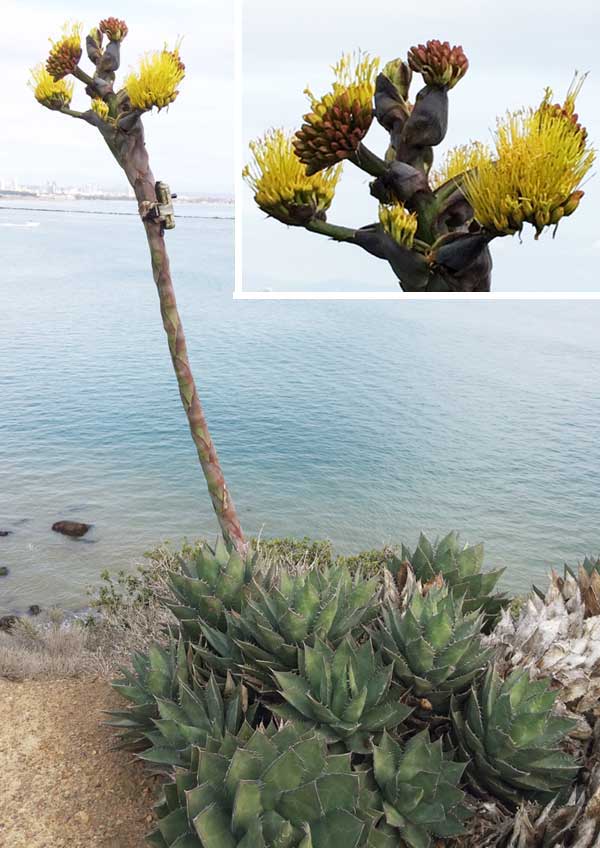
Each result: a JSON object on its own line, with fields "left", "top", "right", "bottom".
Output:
{"left": 0, "top": 677, "right": 159, "bottom": 847}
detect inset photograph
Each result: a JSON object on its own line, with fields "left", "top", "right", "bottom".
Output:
{"left": 240, "top": 0, "right": 598, "bottom": 294}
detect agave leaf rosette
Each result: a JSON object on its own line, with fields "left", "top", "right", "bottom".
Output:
{"left": 371, "top": 730, "right": 471, "bottom": 848}
{"left": 373, "top": 576, "right": 492, "bottom": 712}
{"left": 139, "top": 671, "right": 258, "bottom": 774}
{"left": 272, "top": 637, "right": 412, "bottom": 753}
{"left": 167, "top": 537, "right": 269, "bottom": 639}
{"left": 536, "top": 556, "right": 600, "bottom": 619}
{"left": 451, "top": 665, "right": 579, "bottom": 807}
{"left": 488, "top": 571, "right": 600, "bottom": 722}
{"left": 109, "top": 637, "right": 189, "bottom": 749}
{"left": 148, "top": 722, "right": 392, "bottom": 848}
{"left": 389, "top": 531, "right": 507, "bottom": 624}
{"left": 233, "top": 563, "right": 379, "bottom": 684}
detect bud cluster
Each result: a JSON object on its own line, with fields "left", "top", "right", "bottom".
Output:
{"left": 99, "top": 17, "right": 128, "bottom": 42}
{"left": 293, "top": 52, "right": 379, "bottom": 175}
{"left": 408, "top": 40, "right": 469, "bottom": 89}
{"left": 46, "top": 22, "right": 83, "bottom": 81}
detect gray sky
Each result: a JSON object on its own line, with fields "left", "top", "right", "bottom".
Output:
{"left": 1, "top": 0, "right": 233, "bottom": 194}
{"left": 242, "top": 0, "right": 600, "bottom": 292}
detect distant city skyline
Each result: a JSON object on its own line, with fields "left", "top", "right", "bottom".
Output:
{"left": 0, "top": 175, "right": 233, "bottom": 200}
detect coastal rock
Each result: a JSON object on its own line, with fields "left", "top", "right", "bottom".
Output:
{"left": 52, "top": 521, "right": 91, "bottom": 538}
{"left": 28, "top": 605, "right": 41, "bottom": 616}
{"left": 0, "top": 615, "right": 19, "bottom": 632}
{"left": 0, "top": 566, "right": 8, "bottom": 577}
{"left": 0, "top": 530, "right": 11, "bottom": 537}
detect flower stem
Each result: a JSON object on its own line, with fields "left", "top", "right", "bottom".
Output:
{"left": 99, "top": 121, "right": 247, "bottom": 553}
{"left": 350, "top": 144, "right": 389, "bottom": 178}
{"left": 305, "top": 219, "right": 357, "bottom": 242}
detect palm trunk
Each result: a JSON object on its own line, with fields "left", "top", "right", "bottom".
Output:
{"left": 99, "top": 119, "right": 246, "bottom": 553}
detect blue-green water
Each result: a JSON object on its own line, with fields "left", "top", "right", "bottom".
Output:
{"left": 1, "top": 199, "right": 600, "bottom": 613}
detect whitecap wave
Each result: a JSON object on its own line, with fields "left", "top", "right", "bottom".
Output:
{"left": 0, "top": 221, "right": 40, "bottom": 228}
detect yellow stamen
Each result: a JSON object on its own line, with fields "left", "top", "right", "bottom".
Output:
{"left": 124, "top": 42, "right": 185, "bottom": 111}
{"left": 243, "top": 128, "right": 342, "bottom": 221}
{"left": 431, "top": 141, "right": 492, "bottom": 189}
{"left": 379, "top": 203, "right": 418, "bottom": 248}
{"left": 29, "top": 64, "right": 74, "bottom": 109}
{"left": 304, "top": 51, "right": 379, "bottom": 120}
{"left": 464, "top": 80, "right": 594, "bottom": 236}
{"left": 91, "top": 98, "right": 110, "bottom": 121}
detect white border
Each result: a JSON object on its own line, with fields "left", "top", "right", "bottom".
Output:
{"left": 233, "top": 0, "right": 600, "bottom": 301}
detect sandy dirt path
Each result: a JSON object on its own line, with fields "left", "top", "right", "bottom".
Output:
{"left": 0, "top": 677, "right": 159, "bottom": 847}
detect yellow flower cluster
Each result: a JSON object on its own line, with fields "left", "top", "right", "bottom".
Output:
{"left": 379, "top": 203, "right": 418, "bottom": 248}
{"left": 431, "top": 141, "right": 492, "bottom": 189}
{"left": 293, "top": 52, "right": 380, "bottom": 174}
{"left": 124, "top": 43, "right": 185, "bottom": 111}
{"left": 243, "top": 128, "right": 342, "bottom": 225}
{"left": 90, "top": 98, "right": 110, "bottom": 121}
{"left": 29, "top": 64, "right": 74, "bottom": 110}
{"left": 464, "top": 80, "right": 594, "bottom": 237}
{"left": 46, "top": 22, "right": 82, "bottom": 80}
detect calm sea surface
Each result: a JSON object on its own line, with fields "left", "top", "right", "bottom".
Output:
{"left": 1, "top": 198, "right": 599, "bottom": 613}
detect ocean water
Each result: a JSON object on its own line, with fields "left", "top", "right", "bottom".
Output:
{"left": 1, "top": 198, "right": 600, "bottom": 613}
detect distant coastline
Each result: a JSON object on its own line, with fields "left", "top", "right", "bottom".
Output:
{"left": 0, "top": 189, "right": 233, "bottom": 205}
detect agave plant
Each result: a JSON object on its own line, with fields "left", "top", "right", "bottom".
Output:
{"left": 534, "top": 556, "right": 600, "bottom": 618}
{"left": 168, "top": 538, "right": 268, "bottom": 639}
{"left": 147, "top": 722, "right": 392, "bottom": 848}
{"left": 371, "top": 730, "right": 471, "bottom": 848}
{"left": 139, "top": 672, "right": 258, "bottom": 773}
{"left": 272, "top": 637, "right": 412, "bottom": 752}
{"left": 109, "top": 638, "right": 189, "bottom": 749}
{"left": 372, "top": 573, "right": 492, "bottom": 712}
{"left": 388, "top": 532, "right": 507, "bottom": 625}
{"left": 488, "top": 572, "right": 600, "bottom": 724}
{"left": 232, "top": 563, "right": 379, "bottom": 683}
{"left": 32, "top": 19, "right": 246, "bottom": 552}
{"left": 450, "top": 665, "right": 579, "bottom": 806}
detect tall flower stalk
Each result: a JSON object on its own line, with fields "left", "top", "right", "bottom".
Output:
{"left": 245, "top": 42, "right": 595, "bottom": 292}
{"left": 31, "top": 19, "right": 246, "bottom": 552}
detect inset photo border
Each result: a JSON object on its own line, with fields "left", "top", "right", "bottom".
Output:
{"left": 234, "top": 0, "right": 599, "bottom": 300}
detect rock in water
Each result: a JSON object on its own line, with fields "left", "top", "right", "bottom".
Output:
{"left": 28, "top": 605, "right": 41, "bottom": 616}
{"left": 0, "top": 566, "right": 8, "bottom": 577}
{"left": 51, "top": 521, "right": 91, "bottom": 538}
{"left": 0, "top": 530, "right": 11, "bottom": 537}
{"left": 0, "top": 615, "right": 19, "bottom": 632}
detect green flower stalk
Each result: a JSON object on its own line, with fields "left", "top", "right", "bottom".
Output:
{"left": 246, "top": 44, "right": 595, "bottom": 292}
{"left": 30, "top": 17, "right": 246, "bottom": 553}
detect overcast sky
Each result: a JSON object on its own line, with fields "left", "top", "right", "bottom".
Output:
{"left": 0, "top": 0, "right": 233, "bottom": 194}
{"left": 242, "top": 0, "right": 600, "bottom": 292}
